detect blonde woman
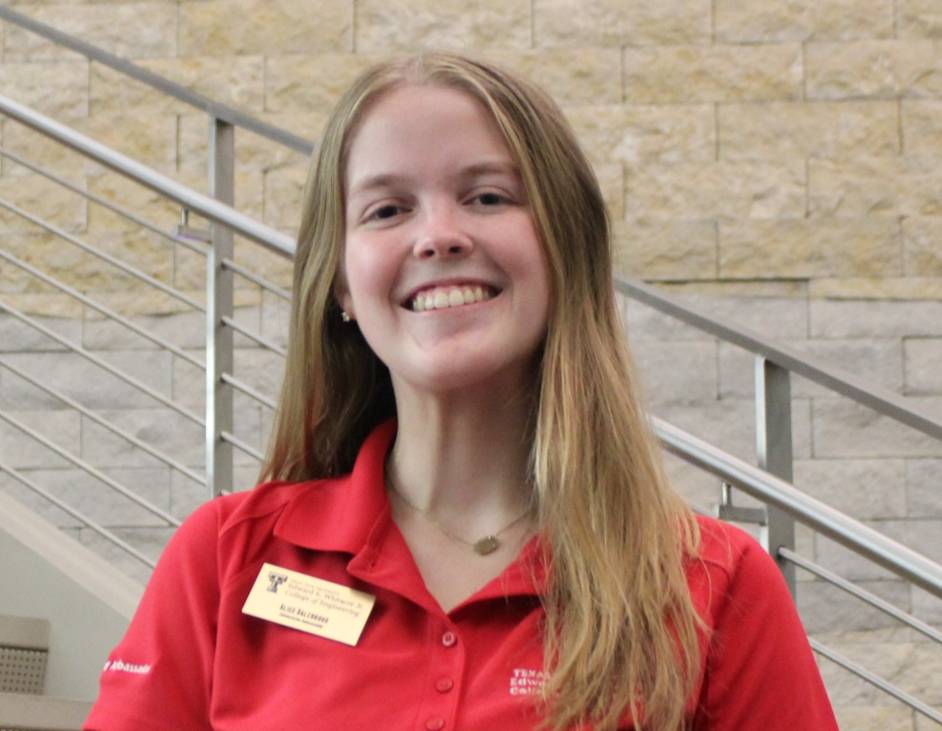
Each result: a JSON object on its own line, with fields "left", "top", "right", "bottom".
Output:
{"left": 86, "top": 54, "right": 837, "bottom": 730}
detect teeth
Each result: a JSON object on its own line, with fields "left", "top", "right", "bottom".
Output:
{"left": 410, "top": 285, "right": 493, "bottom": 312}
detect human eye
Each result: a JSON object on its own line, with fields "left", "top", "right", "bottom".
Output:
{"left": 467, "top": 190, "right": 513, "bottom": 208}
{"left": 363, "top": 202, "right": 408, "bottom": 224}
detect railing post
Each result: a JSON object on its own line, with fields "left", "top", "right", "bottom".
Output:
{"left": 756, "top": 356, "right": 796, "bottom": 595}
{"left": 205, "top": 117, "right": 235, "bottom": 498}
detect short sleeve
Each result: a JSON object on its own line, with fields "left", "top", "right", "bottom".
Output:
{"left": 693, "top": 534, "right": 839, "bottom": 731}
{"left": 83, "top": 498, "right": 224, "bottom": 731}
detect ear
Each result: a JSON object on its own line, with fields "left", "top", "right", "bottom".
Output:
{"left": 333, "top": 275, "right": 355, "bottom": 320}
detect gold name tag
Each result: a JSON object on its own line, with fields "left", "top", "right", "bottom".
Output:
{"left": 242, "top": 562, "right": 375, "bottom": 646}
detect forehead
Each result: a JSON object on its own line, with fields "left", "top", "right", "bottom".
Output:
{"left": 344, "top": 84, "right": 515, "bottom": 192}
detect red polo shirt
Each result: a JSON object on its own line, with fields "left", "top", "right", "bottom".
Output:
{"left": 85, "top": 420, "right": 837, "bottom": 730}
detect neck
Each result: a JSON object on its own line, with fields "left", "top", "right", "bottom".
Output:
{"left": 387, "top": 375, "right": 536, "bottom": 532}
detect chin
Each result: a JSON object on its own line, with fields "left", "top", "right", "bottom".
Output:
{"left": 394, "top": 354, "right": 540, "bottom": 398}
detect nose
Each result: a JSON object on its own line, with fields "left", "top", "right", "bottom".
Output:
{"left": 412, "top": 205, "right": 473, "bottom": 260}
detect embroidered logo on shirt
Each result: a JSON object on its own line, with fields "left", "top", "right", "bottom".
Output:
{"left": 509, "top": 668, "right": 546, "bottom": 696}
{"left": 103, "top": 659, "right": 152, "bottom": 675}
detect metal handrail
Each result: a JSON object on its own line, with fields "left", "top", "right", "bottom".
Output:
{"left": 0, "top": 145, "right": 209, "bottom": 255}
{"left": 221, "top": 431, "right": 264, "bottom": 462}
{"left": 0, "top": 5, "right": 313, "bottom": 156}
{"left": 0, "top": 197, "right": 205, "bottom": 312}
{"left": 0, "top": 301, "right": 204, "bottom": 427}
{"left": 0, "top": 93, "right": 295, "bottom": 259}
{"left": 0, "top": 248, "right": 204, "bottom": 369}
{"left": 780, "top": 547, "right": 942, "bottom": 645}
{"left": 0, "top": 411, "right": 180, "bottom": 527}
{"left": 222, "top": 373, "right": 278, "bottom": 411}
{"left": 619, "top": 278, "right": 942, "bottom": 442}
{"left": 0, "top": 459, "right": 156, "bottom": 568}
{"left": 221, "top": 317, "right": 287, "bottom": 357}
{"left": 0, "top": 359, "right": 206, "bottom": 487}
{"left": 222, "top": 258, "right": 291, "bottom": 300}
{"left": 653, "top": 416, "right": 942, "bottom": 600}
{"left": 811, "top": 640, "right": 942, "bottom": 724}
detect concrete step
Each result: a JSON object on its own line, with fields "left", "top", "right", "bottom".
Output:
{"left": 0, "top": 691, "right": 91, "bottom": 731}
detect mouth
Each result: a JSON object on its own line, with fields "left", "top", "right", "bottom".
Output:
{"left": 404, "top": 283, "right": 500, "bottom": 312}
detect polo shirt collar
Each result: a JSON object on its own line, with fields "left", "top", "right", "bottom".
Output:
{"left": 273, "top": 419, "right": 397, "bottom": 555}
{"left": 273, "top": 418, "right": 545, "bottom": 603}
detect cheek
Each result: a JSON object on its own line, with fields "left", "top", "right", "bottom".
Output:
{"left": 342, "top": 237, "right": 395, "bottom": 310}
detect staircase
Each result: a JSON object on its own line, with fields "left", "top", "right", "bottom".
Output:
{"left": 0, "top": 7, "right": 940, "bottom": 730}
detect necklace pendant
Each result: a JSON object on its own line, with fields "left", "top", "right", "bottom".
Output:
{"left": 474, "top": 535, "right": 499, "bottom": 555}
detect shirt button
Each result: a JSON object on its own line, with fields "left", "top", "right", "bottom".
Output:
{"left": 441, "top": 631, "right": 457, "bottom": 647}
{"left": 425, "top": 717, "right": 445, "bottom": 730}
{"left": 435, "top": 677, "right": 454, "bottom": 693}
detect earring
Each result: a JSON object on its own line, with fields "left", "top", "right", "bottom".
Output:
{"left": 341, "top": 311, "right": 352, "bottom": 323}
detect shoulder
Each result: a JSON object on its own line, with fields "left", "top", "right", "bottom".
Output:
{"left": 161, "top": 479, "right": 335, "bottom": 575}
{"left": 687, "top": 515, "right": 790, "bottom": 623}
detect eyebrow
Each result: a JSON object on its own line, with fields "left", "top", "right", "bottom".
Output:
{"left": 347, "top": 161, "right": 521, "bottom": 198}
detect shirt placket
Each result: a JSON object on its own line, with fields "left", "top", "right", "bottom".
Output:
{"left": 415, "top": 620, "right": 465, "bottom": 731}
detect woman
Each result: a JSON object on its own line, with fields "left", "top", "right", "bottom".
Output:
{"left": 86, "top": 54, "right": 837, "bottom": 730}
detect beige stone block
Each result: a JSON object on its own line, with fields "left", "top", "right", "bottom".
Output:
{"left": 902, "top": 100, "right": 942, "bottom": 157}
{"left": 807, "top": 40, "right": 942, "bottom": 99}
{"left": 86, "top": 113, "right": 177, "bottom": 172}
{"left": 264, "top": 53, "right": 387, "bottom": 115}
{"left": 2, "top": 112, "right": 174, "bottom": 182}
{"left": 263, "top": 166, "right": 306, "bottom": 234}
{"left": 0, "top": 174, "right": 87, "bottom": 233}
{"left": 613, "top": 219, "right": 717, "bottom": 280}
{"left": 172, "top": 244, "right": 206, "bottom": 293}
{"left": 719, "top": 218, "right": 902, "bottom": 278}
{"left": 809, "top": 156, "right": 942, "bottom": 218}
{"left": 623, "top": 44, "right": 802, "bottom": 104}
{"left": 1, "top": 119, "right": 94, "bottom": 179}
{"left": 900, "top": 0, "right": 942, "bottom": 38}
{"left": 826, "top": 635, "right": 942, "bottom": 705}
{"left": 564, "top": 104, "right": 714, "bottom": 165}
{"left": 85, "top": 287, "right": 258, "bottom": 318}
{"left": 715, "top": 0, "right": 894, "bottom": 42}
{"left": 177, "top": 112, "right": 315, "bottom": 177}
{"left": 831, "top": 705, "right": 915, "bottom": 731}
{"left": 90, "top": 56, "right": 265, "bottom": 116}
{"left": 232, "top": 240, "right": 293, "bottom": 291}
{"left": 0, "top": 292, "right": 84, "bottom": 319}
{"left": 179, "top": 0, "right": 351, "bottom": 56}
{"left": 719, "top": 101, "right": 899, "bottom": 161}
{"left": 3, "top": 3, "right": 177, "bottom": 60}
{"left": 534, "top": 0, "right": 710, "bottom": 47}
{"left": 355, "top": 0, "right": 529, "bottom": 51}
{"left": 85, "top": 171, "right": 180, "bottom": 235}
{"left": 592, "top": 163, "right": 623, "bottom": 221}
{"left": 625, "top": 160, "right": 805, "bottom": 220}
{"left": 658, "top": 280, "right": 809, "bottom": 299}
{"left": 1, "top": 228, "right": 173, "bottom": 296}
{"left": 0, "top": 61, "right": 88, "bottom": 118}
{"left": 809, "top": 277, "right": 942, "bottom": 300}
{"left": 476, "top": 49, "right": 622, "bottom": 106}
{"left": 903, "top": 217, "right": 942, "bottom": 276}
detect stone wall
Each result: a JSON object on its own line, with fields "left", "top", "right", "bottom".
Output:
{"left": 0, "top": 1, "right": 940, "bottom": 727}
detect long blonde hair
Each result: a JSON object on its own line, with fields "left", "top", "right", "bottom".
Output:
{"left": 261, "top": 53, "right": 703, "bottom": 731}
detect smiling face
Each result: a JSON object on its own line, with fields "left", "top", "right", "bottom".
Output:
{"left": 339, "top": 83, "right": 551, "bottom": 396}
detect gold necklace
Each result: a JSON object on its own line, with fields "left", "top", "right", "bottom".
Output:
{"left": 387, "top": 480, "right": 532, "bottom": 556}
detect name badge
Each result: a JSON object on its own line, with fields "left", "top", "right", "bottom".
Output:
{"left": 242, "top": 562, "right": 375, "bottom": 646}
